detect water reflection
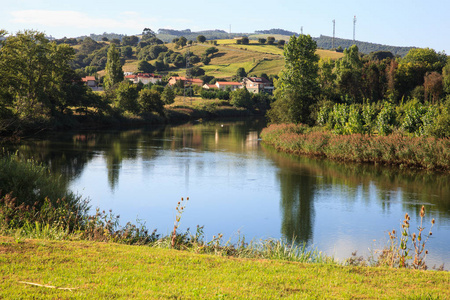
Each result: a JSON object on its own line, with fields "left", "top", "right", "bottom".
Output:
{"left": 4, "top": 119, "right": 449, "bottom": 267}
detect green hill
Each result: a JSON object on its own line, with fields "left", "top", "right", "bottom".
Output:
{"left": 313, "top": 35, "right": 415, "bottom": 57}
{"left": 121, "top": 40, "right": 343, "bottom": 79}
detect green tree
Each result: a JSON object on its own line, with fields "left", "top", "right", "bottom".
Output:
{"left": 230, "top": 87, "right": 252, "bottom": 108}
{"left": 0, "top": 30, "right": 78, "bottom": 117}
{"left": 122, "top": 35, "right": 139, "bottom": 46}
{"left": 137, "top": 45, "right": 168, "bottom": 61}
{"left": 104, "top": 44, "right": 124, "bottom": 90}
{"left": 442, "top": 58, "right": 450, "bottom": 95}
{"left": 204, "top": 47, "right": 219, "bottom": 56}
{"left": 137, "top": 60, "right": 155, "bottom": 73}
{"left": 138, "top": 89, "right": 164, "bottom": 115}
{"left": 268, "top": 35, "right": 319, "bottom": 124}
{"left": 197, "top": 35, "right": 206, "bottom": 43}
{"left": 258, "top": 38, "right": 266, "bottom": 44}
{"left": 241, "top": 37, "right": 249, "bottom": 45}
{"left": 114, "top": 81, "right": 139, "bottom": 113}
{"left": 235, "top": 67, "right": 247, "bottom": 81}
{"left": 176, "top": 36, "right": 187, "bottom": 48}
{"left": 161, "top": 85, "right": 175, "bottom": 104}
{"left": 141, "top": 28, "right": 156, "bottom": 42}
{"left": 267, "top": 36, "right": 275, "bottom": 45}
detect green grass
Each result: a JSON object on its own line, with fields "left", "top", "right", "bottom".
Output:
{"left": 1, "top": 236, "right": 448, "bottom": 299}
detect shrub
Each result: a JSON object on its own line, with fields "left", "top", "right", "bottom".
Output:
{"left": 0, "top": 154, "right": 88, "bottom": 231}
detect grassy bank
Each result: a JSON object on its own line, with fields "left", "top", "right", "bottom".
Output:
{"left": 1, "top": 237, "right": 449, "bottom": 299}
{"left": 261, "top": 124, "right": 450, "bottom": 172}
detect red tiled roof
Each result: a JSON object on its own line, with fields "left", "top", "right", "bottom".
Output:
{"left": 82, "top": 76, "right": 96, "bottom": 82}
{"left": 216, "top": 81, "right": 242, "bottom": 86}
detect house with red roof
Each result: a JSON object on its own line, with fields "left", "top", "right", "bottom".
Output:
{"left": 215, "top": 81, "right": 243, "bottom": 91}
{"left": 168, "top": 76, "right": 204, "bottom": 87}
{"left": 125, "top": 73, "right": 162, "bottom": 85}
{"left": 243, "top": 77, "right": 274, "bottom": 94}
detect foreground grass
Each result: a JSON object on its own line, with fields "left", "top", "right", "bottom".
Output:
{"left": 1, "top": 237, "right": 448, "bottom": 299}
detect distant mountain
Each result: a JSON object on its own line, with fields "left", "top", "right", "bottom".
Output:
{"left": 313, "top": 35, "right": 414, "bottom": 57}
{"left": 255, "top": 29, "right": 298, "bottom": 36}
{"left": 156, "top": 29, "right": 244, "bottom": 42}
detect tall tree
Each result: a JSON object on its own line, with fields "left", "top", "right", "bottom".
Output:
{"left": 103, "top": 44, "right": 124, "bottom": 90}
{"left": 268, "top": 35, "right": 319, "bottom": 124}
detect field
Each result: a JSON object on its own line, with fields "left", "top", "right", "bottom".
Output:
{"left": 1, "top": 237, "right": 448, "bottom": 299}
{"left": 120, "top": 40, "right": 343, "bottom": 79}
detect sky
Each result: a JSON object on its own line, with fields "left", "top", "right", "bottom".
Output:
{"left": 1, "top": 0, "right": 449, "bottom": 53}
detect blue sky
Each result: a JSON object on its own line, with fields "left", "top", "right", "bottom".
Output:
{"left": 2, "top": 0, "right": 449, "bottom": 53}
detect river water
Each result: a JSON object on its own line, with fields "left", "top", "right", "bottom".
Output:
{"left": 10, "top": 118, "right": 450, "bottom": 268}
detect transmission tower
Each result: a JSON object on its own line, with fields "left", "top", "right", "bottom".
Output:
{"left": 300, "top": 26, "right": 303, "bottom": 35}
{"left": 332, "top": 19, "right": 336, "bottom": 49}
{"left": 353, "top": 15, "right": 357, "bottom": 43}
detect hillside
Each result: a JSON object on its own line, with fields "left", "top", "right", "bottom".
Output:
{"left": 80, "top": 29, "right": 417, "bottom": 58}
{"left": 117, "top": 40, "right": 343, "bottom": 79}
{"left": 313, "top": 35, "right": 415, "bottom": 57}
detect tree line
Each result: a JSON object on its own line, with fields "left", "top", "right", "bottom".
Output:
{"left": 268, "top": 34, "right": 450, "bottom": 138}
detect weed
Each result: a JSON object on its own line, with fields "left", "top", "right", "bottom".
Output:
{"left": 376, "top": 206, "right": 435, "bottom": 269}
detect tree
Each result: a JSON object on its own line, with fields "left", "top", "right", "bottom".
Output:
{"left": 141, "top": 28, "right": 156, "bottom": 42}
{"left": 230, "top": 87, "right": 252, "bottom": 108}
{"left": 277, "top": 40, "right": 285, "bottom": 47}
{"left": 122, "top": 46, "right": 133, "bottom": 58}
{"left": 267, "top": 36, "right": 275, "bottom": 45}
{"left": 204, "top": 47, "right": 219, "bottom": 56}
{"left": 104, "top": 44, "right": 124, "bottom": 90}
{"left": 235, "top": 67, "right": 247, "bottom": 80}
{"left": 187, "top": 66, "right": 205, "bottom": 77}
{"left": 241, "top": 37, "right": 249, "bottom": 45}
{"left": 0, "top": 30, "right": 76, "bottom": 117}
{"left": 122, "top": 35, "right": 139, "bottom": 46}
{"left": 115, "top": 81, "right": 139, "bottom": 113}
{"left": 197, "top": 35, "right": 206, "bottom": 43}
{"left": 161, "top": 85, "right": 175, "bottom": 104}
{"left": 258, "top": 38, "right": 266, "bottom": 44}
{"left": 267, "top": 34, "right": 319, "bottom": 124}
{"left": 443, "top": 58, "right": 450, "bottom": 95}
{"left": 424, "top": 72, "right": 443, "bottom": 103}
{"left": 138, "top": 89, "right": 164, "bottom": 115}
{"left": 137, "top": 45, "right": 168, "bottom": 61}
{"left": 176, "top": 36, "right": 187, "bottom": 48}
{"left": 137, "top": 60, "right": 155, "bottom": 73}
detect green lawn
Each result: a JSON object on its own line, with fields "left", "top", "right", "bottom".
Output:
{"left": 1, "top": 237, "right": 448, "bottom": 299}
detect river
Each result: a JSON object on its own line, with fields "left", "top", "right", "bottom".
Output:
{"left": 9, "top": 118, "right": 450, "bottom": 268}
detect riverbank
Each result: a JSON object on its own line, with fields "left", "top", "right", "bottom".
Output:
{"left": 261, "top": 123, "right": 450, "bottom": 172}
{"left": 1, "top": 237, "right": 448, "bottom": 299}
{"left": 0, "top": 99, "right": 256, "bottom": 140}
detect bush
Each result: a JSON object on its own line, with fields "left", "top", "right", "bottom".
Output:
{"left": 0, "top": 154, "right": 88, "bottom": 231}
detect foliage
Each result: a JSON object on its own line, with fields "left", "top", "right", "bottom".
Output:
{"left": 268, "top": 35, "right": 319, "bottom": 124}
{"left": 137, "top": 45, "right": 168, "bottom": 61}
{"left": 137, "top": 60, "right": 155, "bottom": 73}
{"left": 261, "top": 123, "right": 450, "bottom": 171}
{"left": 161, "top": 86, "right": 175, "bottom": 104}
{"left": 230, "top": 87, "right": 252, "bottom": 108}
{"left": 103, "top": 44, "right": 124, "bottom": 90}
{"left": 137, "top": 89, "right": 164, "bottom": 115}
{"left": 197, "top": 35, "right": 206, "bottom": 43}
{"left": 114, "top": 81, "right": 139, "bottom": 113}
{"left": 0, "top": 30, "right": 83, "bottom": 118}
{"left": 0, "top": 154, "right": 88, "bottom": 231}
